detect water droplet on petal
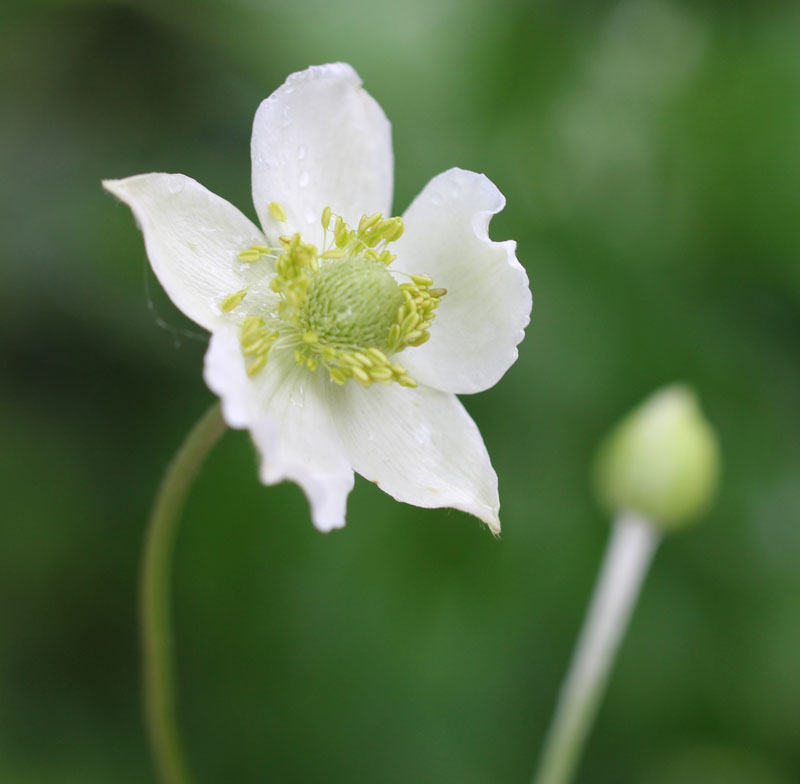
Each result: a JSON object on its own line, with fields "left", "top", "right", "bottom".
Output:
{"left": 166, "top": 176, "right": 184, "bottom": 194}
{"left": 413, "top": 423, "right": 432, "bottom": 446}
{"left": 299, "top": 171, "right": 310, "bottom": 188}
{"left": 297, "top": 145, "right": 306, "bottom": 160}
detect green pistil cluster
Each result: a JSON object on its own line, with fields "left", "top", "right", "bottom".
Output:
{"left": 221, "top": 204, "right": 446, "bottom": 389}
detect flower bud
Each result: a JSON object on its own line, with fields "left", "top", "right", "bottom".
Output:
{"left": 594, "top": 385, "right": 720, "bottom": 531}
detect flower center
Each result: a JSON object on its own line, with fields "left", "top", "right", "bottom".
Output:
{"left": 299, "top": 256, "right": 403, "bottom": 351}
{"left": 221, "top": 204, "right": 446, "bottom": 388}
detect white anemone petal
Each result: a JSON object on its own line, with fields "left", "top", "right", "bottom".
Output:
{"left": 103, "top": 174, "right": 267, "bottom": 332}
{"left": 331, "top": 381, "right": 500, "bottom": 533}
{"left": 392, "top": 168, "right": 531, "bottom": 394}
{"left": 204, "top": 330, "right": 354, "bottom": 531}
{"left": 251, "top": 63, "right": 393, "bottom": 246}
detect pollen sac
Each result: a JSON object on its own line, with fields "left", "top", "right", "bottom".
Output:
{"left": 239, "top": 316, "right": 279, "bottom": 376}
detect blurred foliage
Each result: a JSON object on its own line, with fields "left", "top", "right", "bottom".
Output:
{"left": 1, "top": 0, "right": 799, "bottom": 782}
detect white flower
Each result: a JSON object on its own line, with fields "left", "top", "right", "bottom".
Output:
{"left": 104, "top": 63, "right": 531, "bottom": 533}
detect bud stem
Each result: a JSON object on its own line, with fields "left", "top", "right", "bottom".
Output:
{"left": 532, "top": 512, "right": 660, "bottom": 784}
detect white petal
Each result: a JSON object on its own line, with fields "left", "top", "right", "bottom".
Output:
{"left": 104, "top": 174, "right": 267, "bottom": 332}
{"left": 251, "top": 63, "right": 393, "bottom": 246}
{"left": 392, "top": 168, "right": 532, "bottom": 394}
{"left": 203, "top": 330, "right": 354, "bottom": 531}
{"left": 331, "top": 382, "right": 500, "bottom": 533}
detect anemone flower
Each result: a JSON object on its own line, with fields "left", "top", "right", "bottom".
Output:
{"left": 105, "top": 62, "right": 531, "bottom": 533}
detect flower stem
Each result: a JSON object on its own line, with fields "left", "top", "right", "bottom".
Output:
{"left": 140, "top": 402, "right": 226, "bottom": 784}
{"left": 532, "top": 512, "right": 660, "bottom": 784}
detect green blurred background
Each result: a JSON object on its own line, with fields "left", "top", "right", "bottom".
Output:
{"left": 2, "top": 0, "right": 799, "bottom": 781}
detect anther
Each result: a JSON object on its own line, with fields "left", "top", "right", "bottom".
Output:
{"left": 241, "top": 330, "right": 266, "bottom": 348}
{"left": 329, "top": 368, "right": 348, "bottom": 385}
{"left": 269, "top": 201, "right": 288, "bottom": 222}
{"left": 410, "top": 332, "right": 431, "bottom": 347}
{"left": 352, "top": 367, "right": 371, "bottom": 385}
{"left": 241, "top": 316, "right": 264, "bottom": 336}
{"left": 247, "top": 355, "right": 268, "bottom": 376}
{"left": 221, "top": 289, "right": 248, "bottom": 312}
{"left": 400, "top": 312, "right": 419, "bottom": 334}
{"left": 242, "top": 337, "right": 269, "bottom": 355}
{"left": 384, "top": 218, "right": 404, "bottom": 242}
{"left": 369, "top": 366, "right": 393, "bottom": 381}
{"left": 358, "top": 213, "right": 382, "bottom": 233}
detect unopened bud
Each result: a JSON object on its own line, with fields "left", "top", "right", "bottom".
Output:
{"left": 594, "top": 385, "right": 720, "bottom": 531}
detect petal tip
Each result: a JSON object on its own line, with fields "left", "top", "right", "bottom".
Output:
{"left": 290, "top": 62, "right": 361, "bottom": 86}
{"left": 250, "top": 61, "right": 392, "bottom": 239}
{"left": 102, "top": 177, "right": 126, "bottom": 198}
{"left": 312, "top": 513, "right": 347, "bottom": 533}
{"left": 256, "top": 63, "right": 363, "bottom": 118}
{"left": 482, "top": 508, "right": 501, "bottom": 536}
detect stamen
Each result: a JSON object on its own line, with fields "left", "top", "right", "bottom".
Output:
{"left": 247, "top": 355, "right": 268, "bottom": 376}
{"left": 358, "top": 213, "right": 382, "bottom": 233}
{"left": 241, "top": 316, "right": 264, "bottom": 337}
{"left": 269, "top": 201, "right": 288, "bottom": 222}
{"left": 351, "top": 367, "right": 371, "bottom": 385}
{"left": 221, "top": 289, "right": 248, "bottom": 312}
{"left": 409, "top": 332, "right": 431, "bottom": 347}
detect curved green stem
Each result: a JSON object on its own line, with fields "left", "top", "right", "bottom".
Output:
{"left": 532, "top": 512, "right": 660, "bottom": 784}
{"left": 140, "top": 402, "right": 226, "bottom": 784}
